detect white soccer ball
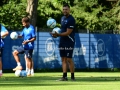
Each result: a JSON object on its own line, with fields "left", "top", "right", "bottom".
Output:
{"left": 15, "top": 70, "right": 27, "bottom": 77}
{"left": 52, "top": 27, "right": 61, "bottom": 34}
{"left": 1, "top": 31, "right": 6, "bottom": 38}
{"left": 47, "top": 18, "right": 56, "bottom": 28}
{"left": 15, "top": 70, "right": 21, "bottom": 77}
{"left": 10, "top": 32, "right": 18, "bottom": 40}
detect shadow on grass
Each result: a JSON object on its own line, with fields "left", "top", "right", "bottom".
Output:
{"left": 0, "top": 75, "right": 120, "bottom": 86}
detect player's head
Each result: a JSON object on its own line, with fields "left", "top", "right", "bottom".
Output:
{"left": 22, "top": 17, "right": 30, "bottom": 27}
{"left": 62, "top": 4, "right": 70, "bottom": 17}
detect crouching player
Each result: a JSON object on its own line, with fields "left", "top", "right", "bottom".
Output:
{"left": 12, "top": 17, "right": 36, "bottom": 76}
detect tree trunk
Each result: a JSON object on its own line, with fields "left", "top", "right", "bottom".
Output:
{"left": 26, "top": 0, "right": 38, "bottom": 27}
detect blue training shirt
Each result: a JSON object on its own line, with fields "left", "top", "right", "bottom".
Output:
{"left": 21, "top": 24, "right": 36, "bottom": 49}
{"left": 60, "top": 15, "right": 75, "bottom": 44}
{"left": 0, "top": 24, "right": 8, "bottom": 48}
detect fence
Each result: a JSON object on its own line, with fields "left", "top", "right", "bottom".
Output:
{"left": 2, "top": 31, "right": 120, "bottom": 69}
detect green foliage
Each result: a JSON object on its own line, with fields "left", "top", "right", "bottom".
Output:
{"left": 37, "top": 0, "right": 120, "bottom": 33}
{"left": 0, "top": 0, "right": 27, "bottom": 30}
{"left": 37, "top": 0, "right": 62, "bottom": 27}
{"left": 70, "top": 0, "right": 119, "bottom": 32}
{"left": 0, "top": 0, "right": 120, "bottom": 33}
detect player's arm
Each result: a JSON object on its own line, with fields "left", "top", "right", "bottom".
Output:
{"left": 51, "top": 28, "right": 72, "bottom": 38}
{"left": 1, "top": 31, "right": 9, "bottom": 37}
{"left": 1, "top": 25, "right": 9, "bottom": 37}
{"left": 57, "top": 28, "right": 73, "bottom": 36}
{"left": 52, "top": 19, "right": 75, "bottom": 37}
{"left": 18, "top": 35, "right": 23, "bottom": 38}
{"left": 18, "top": 30, "right": 24, "bottom": 38}
{"left": 22, "top": 37, "right": 36, "bottom": 45}
{"left": 27, "top": 37, "right": 36, "bottom": 43}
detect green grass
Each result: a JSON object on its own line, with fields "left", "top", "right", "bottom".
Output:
{"left": 0, "top": 72, "right": 120, "bottom": 90}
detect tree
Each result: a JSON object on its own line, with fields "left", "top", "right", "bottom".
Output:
{"left": 0, "top": 0, "right": 27, "bottom": 30}
{"left": 0, "top": 0, "right": 120, "bottom": 33}
{"left": 26, "top": 0, "right": 38, "bottom": 27}
{"left": 0, "top": 0, "right": 38, "bottom": 30}
{"left": 36, "top": 0, "right": 120, "bottom": 33}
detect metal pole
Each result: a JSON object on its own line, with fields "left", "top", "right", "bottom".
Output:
{"left": 88, "top": 29, "right": 91, "bottom": 69}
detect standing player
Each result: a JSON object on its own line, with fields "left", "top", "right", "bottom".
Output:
{"left": 51, "top": 4, "right": 76, "bottom": 81}
{"left": 12, "top": 17, "right": 36, "bottom": 76}
{"left": 0, "top": 24, "right": 9, "bottom": 77}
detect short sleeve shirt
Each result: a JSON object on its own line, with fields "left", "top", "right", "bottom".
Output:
{"left": 21, "top": 24, "right": 36, "bottom": 49}
{"left": 60, "top": 15, "right": 75, "bottom": 44}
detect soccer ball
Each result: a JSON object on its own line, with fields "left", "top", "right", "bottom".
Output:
{"left": 47, "top": 18, "right": 56, "bottom": 28}
{"left": 1, "top": 31, "right": 6, "bottom": 38}
{"left": 52, "top": 27, "right": 61, "bottom": 34}
{"left": 20, "top": 70, "right": 27, "bottom": 77}
{"left": 15, "top": 70, "right": 21, "bottom": 76}
{"left": 10, "top": 32, "right": 18, "bottom": 40}
{"left": 15, "top": 70, "right": 27, "bottom": 77}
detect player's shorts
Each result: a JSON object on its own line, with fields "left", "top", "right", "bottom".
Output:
{"left": 0, "top": 48, "right": 3, "bottom": 57}
{"left": 16, "top": 46, "right": 33, "bottom": 58}
{"left": 59, "top": 43, "right": 74, "bottom": 58}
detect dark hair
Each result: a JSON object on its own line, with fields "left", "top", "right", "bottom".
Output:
{"left": 63, "top": 4, "right": 70, "bottom": 8}
{"left": 22, "top": 17, "right": 30, "bottom": 23}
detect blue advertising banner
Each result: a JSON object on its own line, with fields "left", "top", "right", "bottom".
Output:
{"left": 2, "top": 32, "right": 120, "bottom": 69}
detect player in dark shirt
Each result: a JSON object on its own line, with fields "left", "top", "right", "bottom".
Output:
{"left": 51, "top": 4, "right": 76, "bottom": 81}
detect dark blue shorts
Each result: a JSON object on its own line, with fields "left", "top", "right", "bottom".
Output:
{"left": 17, "top": 46, "right": 33, "bottom": 58}
{"left": 0, "top": 48, "right": 3, "bottom": 57}
{"left": 59, "top": 43, "right": 74, "bottom": 58}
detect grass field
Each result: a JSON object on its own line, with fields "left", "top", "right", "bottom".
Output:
{"left": 0, "top": 72, "right": 120, "bottom": 90}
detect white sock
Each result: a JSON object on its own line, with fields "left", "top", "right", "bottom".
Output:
{"left": 26, "top": 67, "right": 29, "bottom": 72}
{"left": 0, "top": 70, "right": 2, "bottom": 73}
{"left": 27, "top": 69, "right": 31, "bottom": 75}
{"left": 31, "top": 69, "right": 34, "bottom": 73}
{"left": 17, "top": 62, "right": 21, "bottom": 66}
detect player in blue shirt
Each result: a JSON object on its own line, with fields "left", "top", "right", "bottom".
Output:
{"left": 0, "top": 24, "right": 9, "bottom": 77}
{"left": 12, "top": 17, "right": 36, "bottom": 76}
{"left": 51, "top": 4, "right": 76, "bottom": 81}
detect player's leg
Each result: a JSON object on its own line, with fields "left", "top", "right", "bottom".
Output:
{"left": 66, "top": 45, "right": 75, "bottom": 80}
{"left": 61, "top": 57, "right": 68, "bottom": 79}
{"left": 12, "top": 46, "right": 24, "bottom": 71}
{"left": 0, "top": 58, "right": 2, "bottom": 77}
{"left": 25, "top": 55, "right": 34, "bottom": 76}
{"left": 0, "top": 48, "right": 3, "bottom": 76}
{"left": 57, "top": 44, "right": 68, "bottom": 81}
{"left": 25, "top": 49, "right": 33, "bottom": 76}
{"left": 30, "top": 58, "right": 34, "bottom": 76}
{"left": 67, "top": 58, "right": 75, "bottom": 80}
{"left": 25, "top": 57, "right": 32, "bottom": 76}
{"left": 24, "top": 55, "right": 28, "bottom": 72}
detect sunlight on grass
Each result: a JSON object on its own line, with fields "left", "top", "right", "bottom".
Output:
{"left": 0, "top": 72, "right": 120, "bottom": 90}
